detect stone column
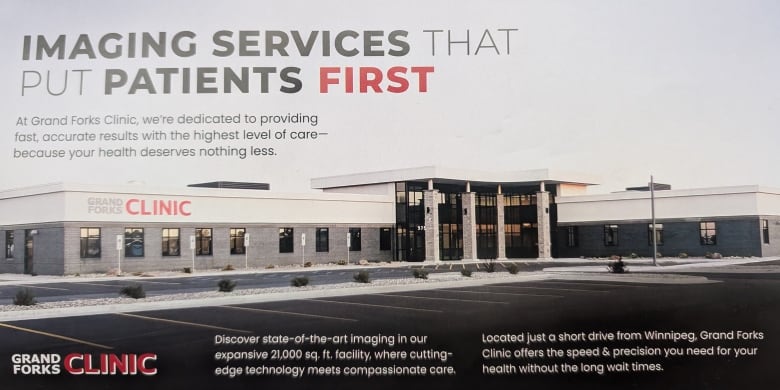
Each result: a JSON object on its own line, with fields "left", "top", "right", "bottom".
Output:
{"left": 462, "top": 192, "right": 477, "bottom": 260}
{"left": 496, "top": 194, "right": 506, "bottom": 260}
{"left": 536, "top": 191, "right": 552, "bottom": 259}
{"left": 423, "top": 189, "right": 440, "bottom": 262}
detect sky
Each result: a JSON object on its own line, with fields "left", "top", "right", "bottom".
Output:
{"left": 1, "top": 0, "right": 778, "bottom": 194}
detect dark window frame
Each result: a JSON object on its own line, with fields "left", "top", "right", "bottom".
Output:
{"left": 230, "top": 228, "right": 246, "bottom": 254}
{"left": 349, "top": 228, "right": 362, "bottom": 251}
{"left": 5, "top": 231, "right": 13, "bottom": 259}
{"left": 316, "top": 227, "right": 329, "bottom": 252}
{"left": 162, "top": 228, "right": 181, "bottom": 256}
{"left": 80, "top": 227, "right": 101, "bottom": 258}
{"left": 195, "top": 228, "right": 212, "bottom": 256}
{"left": 279, "top": 228, "right": 294, "bottom": 253}
{"left": 700, "top": 221, "right": 717, "bottom": 246}
{"left": 124, "top": 227, "right": 145, "bottom": 258}
{"left": 380, "top": 227, "right": 392, "bottom": 251}
{"left": 567, "top": 226, "right": 578, "bottom": 247}
{"left": 604, "top": 225, "right": 619, "bottom": 247}
{"left": 762, "top": 220, "right": 770, "bottom": 244}
{"left": 647, "top": 224, "right": 664, "bottom": 246}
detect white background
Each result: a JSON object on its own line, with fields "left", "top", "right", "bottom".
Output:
{"left": 1, "top": 0, "right": 779, "bottom": 193}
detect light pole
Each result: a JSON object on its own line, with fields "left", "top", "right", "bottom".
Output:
{"left": 651, "top": 175, "right": 657, "bottom": 267}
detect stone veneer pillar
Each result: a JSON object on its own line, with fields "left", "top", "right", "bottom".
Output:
{"left": 423, "top": 189, "right": 440, "bottom": 262}
{"left": 536, "top": 191, "right": 552, "bottom": 259}
{"left": 462, "top": 192, "right": 477, "bottom": 260}
{"left": 496, "top": 194, "right": 506, "bottom": 259}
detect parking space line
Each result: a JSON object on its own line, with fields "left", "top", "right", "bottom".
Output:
{"left": 133, "top": 280, "right": 181, "bottom": 285}
{"left": 115, "top": 313, "right": 252, "bottom": 333}
{"left": 10, "top": 284, "right": 69, "bottom": 291}
{"left": 220, "top": 306, "right": 358, "bottom": 322}
{"left": 75, "top": 282, "right": 120, "bottom": 288}
{"left": 488, "top": 285, "right": 609, "bottom": 293}
{"left": 542, "top": 281, "right": 648, "bottom": 288}
{"left": 0, "top": 322, "right": 113, "bottom": 350}
{"left": 306, "top": 299, "right": 443, "bottom": 313}
{"left": 374, "top": 293, "right": 508, "bottom": 305}
{"left": 441, "top": 289, "right": 563, "bottom": 298}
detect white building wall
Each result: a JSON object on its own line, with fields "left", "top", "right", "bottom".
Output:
{"left": 556, "top": 186, "right": 780, "bottom": 223}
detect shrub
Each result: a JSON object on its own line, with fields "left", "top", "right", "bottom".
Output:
{"left": 412, "top": 269, "right": 429, "bottom": 279}
{"left": 337, "top": 259, "right": 348, "bottom": 265}
{"left": 265, "top": 264, "right": 276, "bottom": 269}
{"left": 291, "top": 276, "right": 310, "bottom": 287}
{"left": 461, "top": 269, "right": 473, "bottom": 277}
{"left": 120, "top": 284, "right": 146, "bottom": 299}
{"left": 607, "top": 259, "right": 627, "bottom": 274}
{"left": 222, "top": 264, "right": 235, "bottom": 271}
{"left": 482, "top": 260, "right": 497, "bottom": 273}
{"left": 353, "top": 271, "right": 371, "bottom": 283}
{"left": 506, "top": 263, "right": 519, "bottom": 274}
{"left": 304, "top": 261, "right": 313, "bottom": 268}
{"left": 182, "top": 267, "right": 192, "bottom": 274}
{"left": 218, "top": 279, "right": 237, "bottom": 292}
{"left": 13, "top": 288, "right": 36, "bottom": 306}
{"left": 678, "top": 252, "right": 689, "bottom": 259}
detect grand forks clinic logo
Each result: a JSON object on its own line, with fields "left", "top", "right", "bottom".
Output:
{"left": 11, "top": 353, "right": 158, "bottom": 376}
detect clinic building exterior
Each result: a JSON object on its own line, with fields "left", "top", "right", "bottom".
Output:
{"left": 1, "top": 167, "right": 780, "bottom": 275}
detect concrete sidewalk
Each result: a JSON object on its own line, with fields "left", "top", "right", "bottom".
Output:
{"left": 0, "top": 257, "right": 772, "bottom": 286}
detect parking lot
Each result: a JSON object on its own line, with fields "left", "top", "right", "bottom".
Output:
{"left": 1, "top": 273, "right": 777, "bottom": 390}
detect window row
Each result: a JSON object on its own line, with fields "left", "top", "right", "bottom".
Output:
{"left": 565, "top": 220, "right": 772, "bottom": 248}
{"left": 79, "top": 227, "right": 392, "bottom": 258}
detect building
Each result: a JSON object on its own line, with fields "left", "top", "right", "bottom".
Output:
{"left": 1, "top": 167, "right": 779, "bottom": 275}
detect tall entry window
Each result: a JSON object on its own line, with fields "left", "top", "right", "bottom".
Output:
{"left": 504, "top": 193, "right": 539, "bottom": 258}
{"left": 395, "top": 182, "right": 426, "bottom": 261}
{"left": 80, "top": 228, "right": 101, "bottom": 258}
{"left": 475, "top": 194, "right": 498, "bottom": 259}
{"left": 438, "top": 192, "right": 463, "bottom": 260}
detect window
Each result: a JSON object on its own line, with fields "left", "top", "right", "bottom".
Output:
{"left": 603, "top": 225, "right": 619, "bottom": 247}
{"left": 349, "top": 228, "right": 361, "bottom": 251}
{"left": 162, "top": 228, "right": 180, "bottom": 256}
{"left": 196, "top": 228, "right": 212, "bottom": 255}
{"left": 316, "top": 228, "right": 329, "bottom": 252}
{"left": 700, "top": 222, "right": 717, "bottom": 245}
{"left": 124, "top": 228, "right": 145, "bottom": 257}
{"left": 380, "top": 228, "right": 392, "bottom": 251}
{"left": 648, "top": 224, "right": 664, "bottom": 246}
{"left": 567, "top": 226, "right": 578, "bottom": 247}
{"left": 80, "top": 227, "right": 101, "bottom": 258}
{"left": 230, "top": 228, "right": 246, "bottom": 254}
{"left": 5, "top": 231, "right": 13, "bottom": 259}
{"left": 279, "top": 228, "right": 294, "bottom": 253}
{"left": 762, "top": 220, "right": 769, "bottom": 244}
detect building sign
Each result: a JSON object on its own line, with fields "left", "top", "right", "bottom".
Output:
{"left": 87, "top": 197, "right": 191, "bottom": 216}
